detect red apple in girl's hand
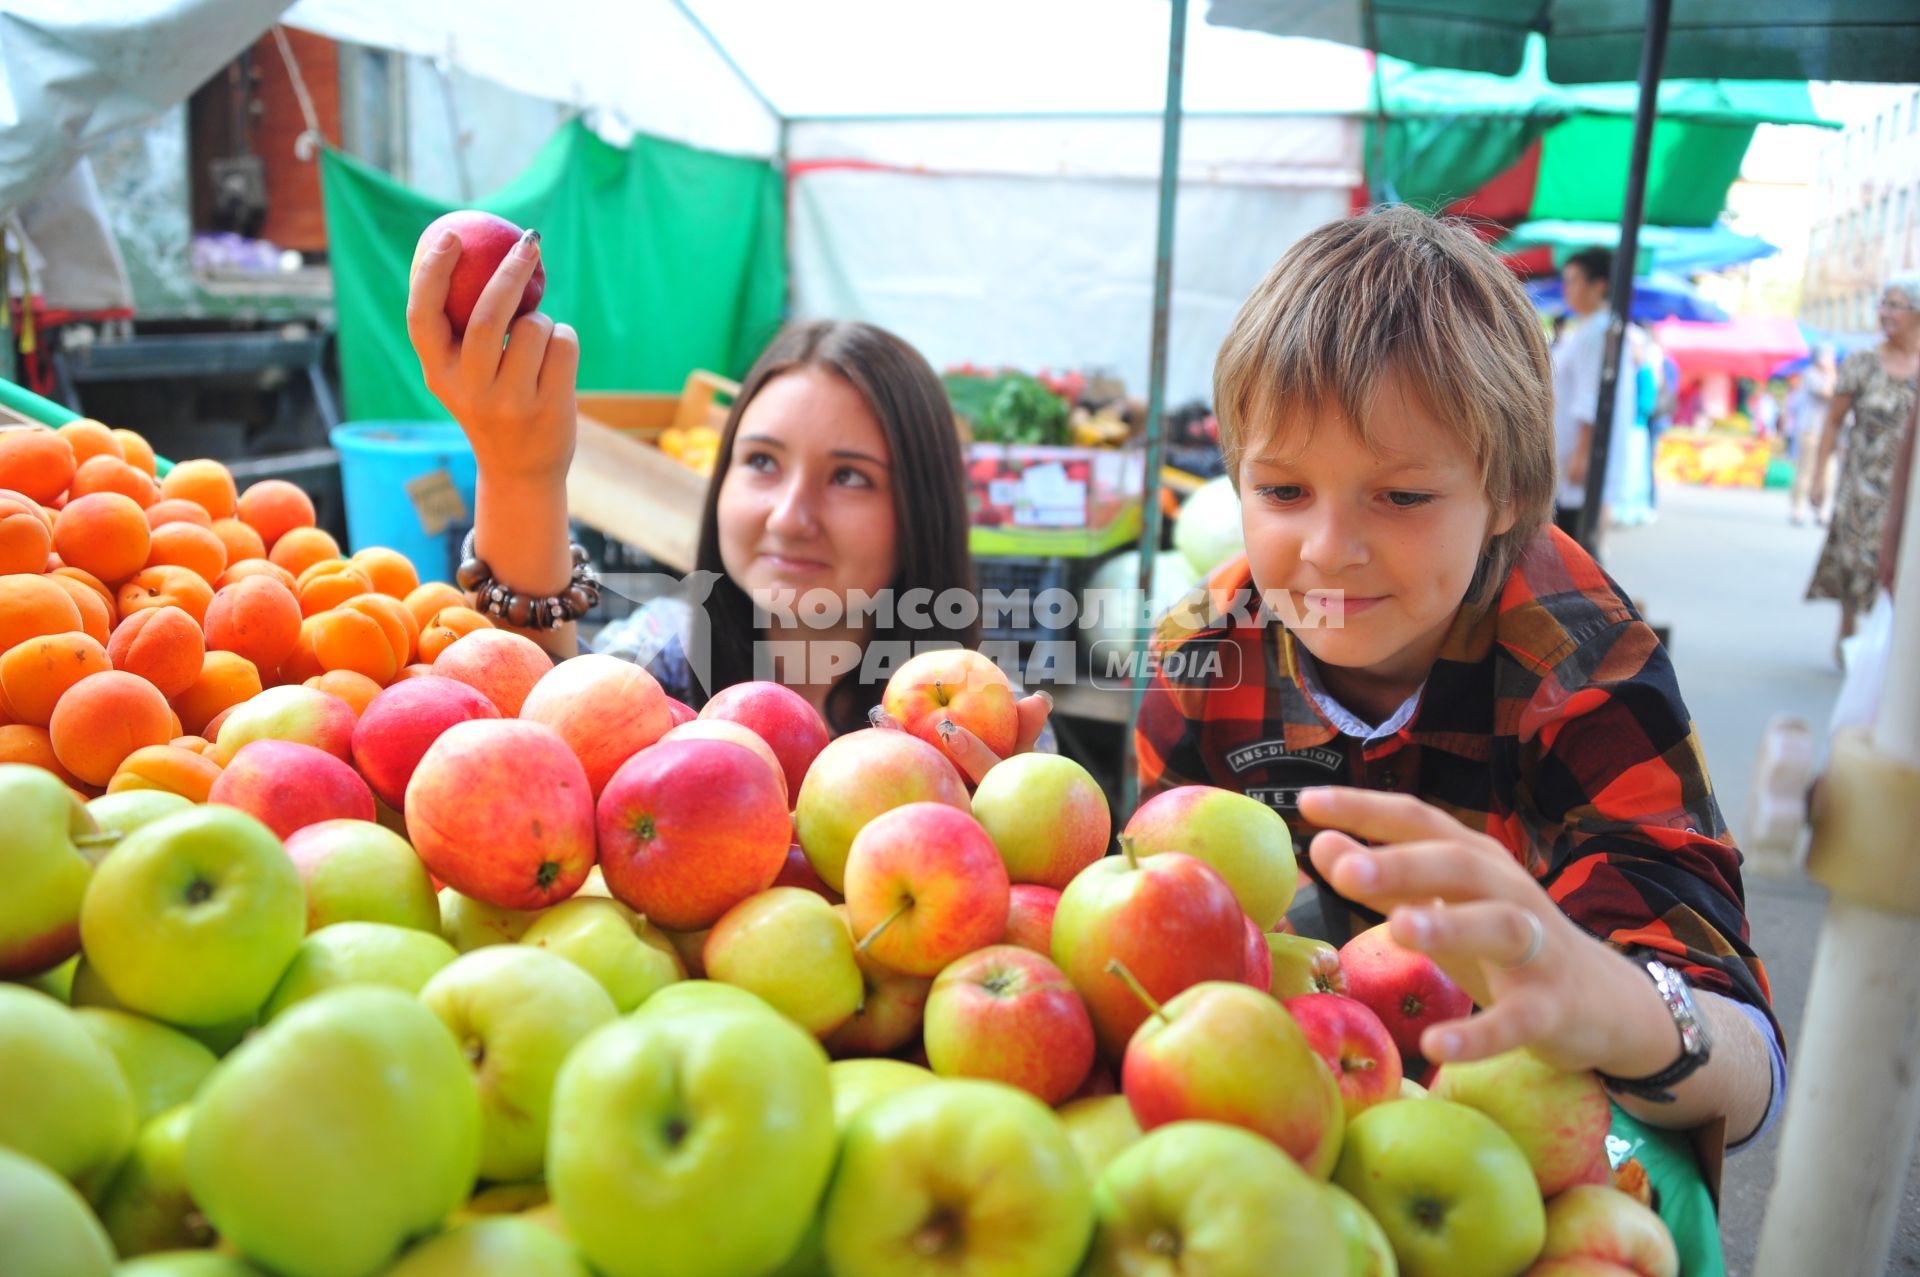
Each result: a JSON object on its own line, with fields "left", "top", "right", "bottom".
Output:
{"left": 413, "top": 210, "right": 545, "bottom": 335}
{"left": 882, "top": 648, "right": 1019, "bottom": 759}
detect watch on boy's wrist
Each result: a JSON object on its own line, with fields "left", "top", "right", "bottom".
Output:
{"left": 1595, "top": 954, "right": 1713, "bottom": 1103}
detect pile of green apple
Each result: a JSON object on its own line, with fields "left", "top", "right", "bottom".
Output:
{"left": 1, "top": 652, "right": 1679, "bottom": 1277}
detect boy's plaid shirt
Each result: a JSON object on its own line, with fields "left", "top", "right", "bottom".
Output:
{"left": 1134, "top": 525, "right": 1776, "bottom": 1033}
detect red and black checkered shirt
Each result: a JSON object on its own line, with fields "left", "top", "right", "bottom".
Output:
{"left": 1135, "top": 525, "right": 1776, "bottom": 1031}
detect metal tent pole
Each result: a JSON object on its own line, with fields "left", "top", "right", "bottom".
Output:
{"left": 1576, "top": 0, "right": 1671, "bottom": 555}
{"left": 1118, "top": 0, "right": 1188, "bottom": 819}
{"left": 1754, "top": 397, "right": 1920, "bottom": 1277}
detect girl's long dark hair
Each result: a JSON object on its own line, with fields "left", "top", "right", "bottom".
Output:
{"left": 693, "top": 320, "right": 978, "bottom": 735}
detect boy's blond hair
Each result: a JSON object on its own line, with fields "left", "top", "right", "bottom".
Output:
{"left": 1214, "top": 206, "right": 1557, "bottom": 600}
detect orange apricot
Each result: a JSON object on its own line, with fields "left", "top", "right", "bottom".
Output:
{"left": 204, "top": 573, "right": 303, "bottom": 675}
{"left": 114, "top": 430, "right": 157, "bottom": 477}
{"left": 341, "top": 593, "right": 418, "bottom": 666}
{"left": 310, "top": 607, "right": 400, "bottom": 685}
{"left": 279, "top": 614, "right": 327, "bottom": 685}
{"left": 56, "top": 420, "right": 124, "bottom": 468}
{"left": 417, "top": 606, "right": 494, "bottom": 663}
{"left": 0, "top": 428, "right": 77, "bottom": 504}
{"left": 106, "top": 605, "right": 205, "bottom": 699}
{"left": 303, "top": 669, "right": 384, "bottom": 716}
{"left": 0, "top": 632, "right": 111, "bottom": 727}
{"left": 117, "top": 565, "right": 214, "bottom": 628}
{"left": 269, "top": 525, "right": 341, "bottom": 578}
{"left": 350, "top": 547, "right": 421, "bottom": 600}
{"left": 169, "top": 651, "right": 263, "bottom": 737}
{"left": 236, "top": 479, "right": 317, "bottom": 550}
{"left": 145, "top": 521, "right": 227, "bottom": 585}
{"left": 48, "top": 669, "right": 174, "bottom": 787}
{"left": 53, "top": 492, "right": 150, "bottom": 584}
{"left": 145, "top": 499, "right": 215, "bottom": 531}
{"left": 159, "top": 459, "right": 239, "bottom": 520}
{"left": 216, "top": 558, "right": 299, "bottom": 593}
{"left": 107, "top": 743, "right": 223, "bottom": 804}
{"left": 43, "top": 574, "right": 110, "bottom": 647}
{"left": 0, "top": 573, "right": 84, "bottom": 655}
{"left": 210, "top": 518, "right": 266, "bottom": 567}
{"left": 69, "top": 455, "right": 157, "bottom": 507}
{"left": 0, "top": 491, "right": 52, "bottom": 575}
{"left": 403, "top": 581, "right": 468, "bottom": 631}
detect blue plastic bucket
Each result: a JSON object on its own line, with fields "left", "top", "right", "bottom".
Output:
{"left": 331, "top": 422, "right": 478, "bottom": 583}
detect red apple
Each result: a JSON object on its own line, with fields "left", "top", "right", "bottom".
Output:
{"left": 697, "top": 680, "right": 829, "bottom": 800}
{"left": 1241, "top": 915, "right": 1272, "bottom": 990}
{"left": 1430, "top": 1049, "right": 1614, "bottom": 1197}
{"left": 793, "top": 728, "right": 970, "bottom": 893}
{"left": 429, "top": 629, "right": 553, "bottom": 717}
{"left": 881, "top": 648, "right": 1018, "bottom": 759}
{"left": 1121, "top": 784, "right": 1297, "bottom": 929}
{"left": 923, "top": 945, "right": 1095, "bottom": 1105}
{"left": 1004, "top": 884, "right": 1060, "bottom": 956}
{"left": 1120, "top": 977, "right": 1345, "bottom": 1178}
{"left": 842, "top": 802, "right": 1008, "bottom": 977}
{"left": 663, "top": 697, "right": 697, "bottom": 727}
{"left": 596, "top": 737, "right": 790, "bottom": 931}
{"left": 404, "top": 718, "right": 595, "bottom": 909}
{"left": 209, "top": 740, "right": 374, "bottom": 839}
{"left": 772, "top": 844, "right": 839, "bottom": 902}
{"left": 1051, "top": 844, "right": 1245, "bottom": 1060}
{"left": 659, "top": 719, "right": 788, "bottom": 807}
{"left": 519, "top": 653, "right": 672, "bottom": 798}
{"left": 350, "top": 676, "right": 500, "bottom": 810}
{"left": 414, "top": 209, "right": 545, "bottom": 335}
{"left": 1534, "top": 1183, "right": 1680, "bottom": 1277}
{"left": 823, "top": 905, "right": 933, "bottom": 1058}
{"left": 1339, "top": 922, "right": 1474, "bottom": 1067}
{"left": 1283, "top": 993, "right": 1404, "bottom": 1120}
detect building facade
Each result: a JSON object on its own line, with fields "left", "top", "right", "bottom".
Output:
{"left": 1803, "top": 86, "right": 1920, "bottom": 334}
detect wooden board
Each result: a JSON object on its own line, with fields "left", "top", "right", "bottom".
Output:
{"left": 568, "top": 410, "right": 707, "bottom": 574}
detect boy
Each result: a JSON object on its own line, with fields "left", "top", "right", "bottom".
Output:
{"left": 1136, "top": 208, "right": 1781, "bottom": 1148}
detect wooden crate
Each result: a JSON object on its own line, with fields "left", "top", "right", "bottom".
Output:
{"left": 568, "top": 371, "right": 736, "bottom": 574}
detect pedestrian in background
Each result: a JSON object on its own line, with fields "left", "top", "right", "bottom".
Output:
{"left": 1788, "top": 346, "right": 1837, "bottom": 525}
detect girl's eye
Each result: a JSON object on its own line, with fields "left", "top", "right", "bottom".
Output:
{"left": 1386, "top": 491, "right": 1436, "bottom": 509}
{"left": 1256, "top": 484, "right": 1305, "bottom": 504}
{"left": 741, "top": 451, "right": 777, "bottom": 474}
{"left": 833, "top": 466, "right": 875, "bottom": 488}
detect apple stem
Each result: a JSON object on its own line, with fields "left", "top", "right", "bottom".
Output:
{"left": 1106, "top": 958, "right": 1170, "bottom": 1025}
{"left": 73, "top": 832, "right": 120, "bottom": 850}
{"left": 856, "top": 900, "right": 912, "bottom": 954}
{"left": 1117, "top": 834, "right": 1139, "bottom": 870}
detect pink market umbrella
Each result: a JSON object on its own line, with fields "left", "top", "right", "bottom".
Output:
{"left": 1653, "top": 316, "right": 1808, "bottom": 382}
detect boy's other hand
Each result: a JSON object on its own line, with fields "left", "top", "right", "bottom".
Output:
{"left": 407, "top": 228, "right": 580, "bottom": 484}
{"left": 1299, "top": 785, "right": 1680, "bottom": 1078}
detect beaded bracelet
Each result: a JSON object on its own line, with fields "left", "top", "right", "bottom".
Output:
{"left": 456, "top": 528, "right": 602, "bottom": 630}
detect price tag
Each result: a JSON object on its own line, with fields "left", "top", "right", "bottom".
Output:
{"left": 405, "top": 469, "right": 469, "bottom": 536}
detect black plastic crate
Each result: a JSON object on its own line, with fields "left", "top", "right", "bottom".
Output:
{"left": 975, "top": 555, "right": 1084, "bottom": 646}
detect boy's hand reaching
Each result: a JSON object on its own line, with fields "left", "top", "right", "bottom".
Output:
{"left": 407, "top": 228, "right": 580, "bottom": 483}
{"left": 1299, "top": 786, "right": 1682, "bottom": 1079}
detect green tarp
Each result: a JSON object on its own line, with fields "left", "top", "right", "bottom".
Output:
{"left": 320, "top": 118, "right": 787, "bottom": 423}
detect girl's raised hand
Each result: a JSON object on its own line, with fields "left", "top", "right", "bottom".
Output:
{"left": 406, "top": 228, "right": 580, "bottom": 483}
{"left": 870, "top": 692, "right": 1054, "bottom": 786}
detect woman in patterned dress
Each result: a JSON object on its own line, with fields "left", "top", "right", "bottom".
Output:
{"left": 1807, "top": 276, "right": 1920, "bottom": 659}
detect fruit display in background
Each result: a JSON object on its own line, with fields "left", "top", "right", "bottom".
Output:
{"left": 923, "top": 944, "right": 1096, "bottom": 1104}
{"left": 597, "top": 736, "right": 791, "bottom": 931}
{"left": 518, "top": 896, "right": 684, "bottom": 1013}
{"left": 881, "top": 648, "right": 1020, "bottom": 758}
{"left": 820, "top": 1079, "right": 1094, "bottom": 1277}
{"left": 697, "top": 679, "right": 830, "bottom": 800}
{"left": 1083, "top": 1121, "right": 1346, "bottom": 1277}
{"left": 1051, "top": 845, "right": 1245, "bottom": 1059}
{"left": 1171, "top": 474, "right": 1244, "bottom": 576}
{"left": 1430, "top": 1049, "right": 1614, "bottom": 1197}
{"left": 414, "top": 210, "right": 546, "bottom": 335}
{"left": 406, "top": 719, "right": 596, "bottom": 910}
{"left": 0, "top": 763, "right": 98, "bottom": 978}
{"left": 794, "top": 727, "right": 970, "bottom": 893}
{"left": 1119, "top": 978, "right": 1345, "bottom": 1179}
{"left": 842, "top": 801, "right": 1010, "bottom": 977}
{"left": 78, "top": 805, "right": 305, "bottom": 1028}
{"left": 547, "top": 1000, "right": 836, "bottom": 1277}
{"left": 1284, "top": 992, "right": 1405, "bottom": 1121}
{"left": 1340, "top": 921, "right": 1474, "bottom": 1065}
{"left": 419, "top": 945, "right": 619, "bottom": 1185}
{"left": 1334, "top": 1098, "right": 1547, "bottom": 1277}
{"left": 1121, "top": 785, "right": 1297, "bottom": 930}
{"left": 283, "top": 818, "right": 442, "bottom": 933}
{"left": 186, "top": 987, "right": 482, "bottom": 1277}
{"left": 970, "top": 751, "right": 1112, "bottom": 888}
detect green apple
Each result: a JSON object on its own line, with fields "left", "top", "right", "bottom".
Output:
{"left": 1536, "top": 1183, "right": 1679, "bottom": 1277}
{"left": 283, "top": 819, "right": 440, "bottom": 933}
{"left": 1429, "top": 1049, "right": 1613, "bottom": 1196}
{"left": 821, "top": 1079, "right": 1093, "bottom": 1277}
{"left": 80, "top": 807, "right": 305, "bottom": 1027}
{"left": 519, "top": 896, "right": 683, "bottom": 1012}
{"left": 1084, "top": 1120, "right": 1345, "bottom": 1276}
{"left": 186, "top": 986, "right": 482, "bottom": 1277}
{"left": 73, "top": 1007, "right": 218, "bottom": 1122}
{"left": 548, "top": 1003, "right": 836, "bottom": 1277}
{"left": 383, "top": 1217, "right": 593, "bottom": 1276}
{"left": 111, "top": 1255, "right": 267, "bottom": 1276}
{"left": 419, "top": 946, "right": 618, "bottom": 1183}
{"left": 969, "top": 753, "right": 1111, "bottom": 889}
{"left": 827, "top": 1058, "right": 936, "bottom": 1130}
{"left": 1400, "top": 1077, "right": 1428, "bottom": 1100}
{"left": 1122, "top": 786, "right": 1298, "bottom": 929}
{"left": 1333, "top": 1099, "right": 1545, "bottom": 1277}
{"left": 259, "top": 921, "right": 458, "bottom": 1021}
{"left": 1267, "top": 932, "right": 1345, "bottom": 997}
{"left": 0, "top": 763, "right": 102, "bottom": 978}
{"left": 633, "top": 977, "right": 775, "bottom": 1020}
{"left": 0, "top": 1144, "right": 114, "bottom": 1277}
{"left": 703, "top": 888, "right": 863, "bottom": 1037}
{"left": 69, "top": 956, "right": 252, "bottom": 1056}
{"left": 1326, "top": 1182, "right": 1399, "bottom": 1277}
{"left": 86, "top": 790, "right": 194, "bottom": 839}
{"left": 1058, "top": 1094, "right": 1142, "bottom": 1179}
{"left": 449, "top": 1180, "right": 551, "bottom": 1221}
{"left": 15, "top": 952, "right": 76, "bottom": 1001}
{"left": 823, "top": 904, "right": 932, "bottom": 1057}
{"left": 96, "top": 1105, "right": 212, "bottom": 1256}
{"left": 439, "top": 886, "right": 547, "bottom": 951}
{"left": 0, "top": 985, "right": 136, "bottom": 1191}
